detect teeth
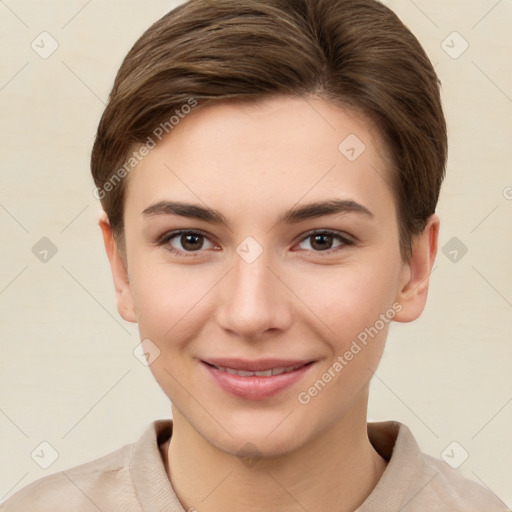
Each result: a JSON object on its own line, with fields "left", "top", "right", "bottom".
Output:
{"left": 213, "top": 363, "right": 306, "bottom": 377}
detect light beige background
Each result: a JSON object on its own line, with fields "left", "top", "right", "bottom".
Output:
{"left": 0, "top": 0, "right": 511, "bottom": 507}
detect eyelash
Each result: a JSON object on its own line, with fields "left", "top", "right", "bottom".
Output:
{"left": 156, "top": 229, "right": 355, "bottom": 258}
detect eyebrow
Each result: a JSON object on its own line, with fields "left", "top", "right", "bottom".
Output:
{"left": 142, "top": 199, "right": 374, "bottom": 226}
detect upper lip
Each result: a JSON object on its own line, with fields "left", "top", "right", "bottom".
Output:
{"left": 201, "top": 358, "right": 315, "bottom": 372}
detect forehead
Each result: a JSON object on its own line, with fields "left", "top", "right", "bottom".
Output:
{"left": 124, "top": 95, "right": 395, "bottom": 224}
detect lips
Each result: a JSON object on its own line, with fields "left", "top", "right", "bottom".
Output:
{"left": 200, "top": 358, "right": 317, "bottom": 400}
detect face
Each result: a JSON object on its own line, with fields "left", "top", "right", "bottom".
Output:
{"left": 101, "top": 96, "right": 437, "bottom": 457}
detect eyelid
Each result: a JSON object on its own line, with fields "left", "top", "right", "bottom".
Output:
{"left": 156, "top": 228, "right": 212, "bottom": 245}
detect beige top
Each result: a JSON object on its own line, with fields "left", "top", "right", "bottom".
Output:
{"left": 1, "top": 419, "right": 508, "bottom": 511}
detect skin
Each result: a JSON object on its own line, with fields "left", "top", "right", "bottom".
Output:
{"left": 99, "top": 96, "right": 439, "bottom": 512}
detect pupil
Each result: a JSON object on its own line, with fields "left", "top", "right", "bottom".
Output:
{"left": 311, "top": 234, "right": 332, "bottom": 251}
{"left": 182, "top": 233, "right": 202, "bottom": 251}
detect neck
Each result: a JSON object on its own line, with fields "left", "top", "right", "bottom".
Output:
{"left": 165, "top": 394, "right": 387, "bottom": 512}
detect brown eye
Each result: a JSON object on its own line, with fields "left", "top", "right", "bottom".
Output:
{"left": 296, "top": 231, "right": 353, "bottom": 253}
{"left": 310, "top": 234, "right": 335, "bottom": 251}
{"left": 161, "top": 230, "right": 215, "bottom": 254}
{"left": 180, "top": 233, "right": 204, "bottom": 251}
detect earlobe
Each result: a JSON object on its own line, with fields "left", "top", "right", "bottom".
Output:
{"left": 393, "top": 214, "right": 440, "bottom": 323}
{"left": 97, "top": 210, "right": 137, "bottom": 323}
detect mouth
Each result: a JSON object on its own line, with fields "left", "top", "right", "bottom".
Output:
{"left": 202, "top": 360, "right": 315, "bottom": 377}
{"left": 200, "top": 358, "right": 318, "bottom": 400}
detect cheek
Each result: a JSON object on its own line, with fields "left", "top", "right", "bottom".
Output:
{"left": 292, "top": 260, "right": 400, "bottom": 344}
{"left": 129, "top": 265, "right": 212, "bottom": 393}
{"left": 294, "top": 266, "right": 398, "bottom": 412}
{"left": 129, "top": 261, "right": 216, "bottom": 344}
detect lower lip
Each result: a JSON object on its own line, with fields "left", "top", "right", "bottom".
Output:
{"left": 201, "top": 361, "right": 316, "bottom": 401}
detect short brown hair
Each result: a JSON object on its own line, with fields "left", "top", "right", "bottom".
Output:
{"left": 91, "top": 0, "right": 447, "bottom": 262}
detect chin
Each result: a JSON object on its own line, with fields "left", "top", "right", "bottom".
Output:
{"left": 206, "top": 418, "right": 311, "bottom": 460}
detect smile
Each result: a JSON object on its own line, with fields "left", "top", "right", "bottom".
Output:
{"left": 207, "top": 362, "right": 307, "bottom": 377}
{"left": 201, "top": 359, "right": 317, "bottom": 400}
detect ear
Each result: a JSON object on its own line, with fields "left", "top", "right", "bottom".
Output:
{"left": 97, "top": 210, "right": 137, "bottom": 323}
{"left": 393, "top": 214, "right": 439, "bottom": 323}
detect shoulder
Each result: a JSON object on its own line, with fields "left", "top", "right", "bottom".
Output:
{"left": 0, "top": 440, "right": 139, "bottom": 512}
{"left": 366, "top": 421, "right": 509, "bottom": 511}
{"left": 418, "top": 453, "right": 509, "bottom": 511}
{"left": 393, "top": 422, "right": 508, "bottom": 511}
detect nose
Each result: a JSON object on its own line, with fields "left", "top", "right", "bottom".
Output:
{"left": 214, "top": 249, "right": 293, "bottom": 340}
